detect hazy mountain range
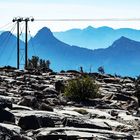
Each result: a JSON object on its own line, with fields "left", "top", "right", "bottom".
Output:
{"left": 0, "top": 31, "right": 24, "bottom": 67}
{"left": 0, "top": 27, "right": 140, "bottom": 76}
{"left": 27, "top": 27, "right": 140, "bottom": 76}
{"left": 53, "top": 26, "right": 140, "bottom": 49}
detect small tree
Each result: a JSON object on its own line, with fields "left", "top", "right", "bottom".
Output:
{"left": 32, "top": 56, "right": 39, "bottom": 68}
{"left": 27, "top": 56, "right": 50, "bottom": 70}
{"left": 39, "top": 59, "right": 43, "bottom": 68}
{"left": 64, "top": 75, "right": 100, "bottom": 101}
{"left": 41, "top": 60, "right": 46, "bottom": 69}
{"left": 46, "top": 60, "right": 50, "bottom": 69}
{"left": 27, "top": 59, "right": 32, "bottom": 69}
{"left": 98, "top": 66, "right": 105, "bottom": 74}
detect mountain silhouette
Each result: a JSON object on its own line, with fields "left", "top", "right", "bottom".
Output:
{"left": 53, "top": 26, "right": 140, "bottom": 49}
{"left": 93, "top": 36, "right": 140, "bottom": 76}
{"left": 29, "top": 27, "right": 96, "bottom": 71}
{"left": 0, "top": 31, "right": 24, "bottom": 67}
{"left": 0, "top": 28, "right": 140, "bottom": 76}
{"left": 29, "top": 27, "right": 140, "bottom": 76}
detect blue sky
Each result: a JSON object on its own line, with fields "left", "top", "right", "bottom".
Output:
{"left": 0, "top": 0, "right": 140, "bottom": 34}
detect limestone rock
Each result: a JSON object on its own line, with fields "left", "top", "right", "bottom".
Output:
{"left": 0, "top": 109, "right": 15, "bottom": 123}
{"left": 18, "top": 115, "right": 40, "bottom": 130}
{"left": 18, "top": 96, "right": 38, "bottom": 109}
{"left": 39, "top": 103, "right": 53, "bottom": 112}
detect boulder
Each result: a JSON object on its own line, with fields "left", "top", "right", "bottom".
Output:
{"left": 11, "top": 135, "right": 34, "bottom": 140}
{"left": 21, "top": 90, "right": 35, "bottom": 96}
{"left": 0, "top": 88, "right": 7, "bottom": 96}
{"left": 43, "top": 88, "right": 59, "bottom": 95}
{"left": 17, "top": 111, "right": 56, "bottom": 130}
{"left": 0, "top": 97, "right": 12, "bottom": 109}
{"left": 11, "top": 110, "right": 61, "bottom": 126}
{"left": 0, "top": 109, "right": 15, "bottom": 123}
{"left": 34, "top": 91, "right": 44, "bottom": 99}
{"left": 83, "top": 98, "right": 113, "bottom": 109}
{"left": 110, "top": 93, "right": 132, "bottom": 101}
{"left": 31, "top": 83, "right": 47, "bottom": 91}
{"left": 0, "top": 123, "right": 21, "bottom": 134}
{"left": 0, "top": 123, "right": 20, "bottom": 139}
{"left": 62, "top": 117, "right": 111, "bottom": 130}
{"left": 55, "top": 80, "right": 64, "bottom": 93}
{"left": 103, "top": 77, "right": 120, "bottom": 84}
{"left": 18, "top": 115, "right": 40, "bottom": 130}
{"left": 39, "top": 116, "right": 55, "bottom": 127}
{"left": 39, "top": 103, "right": 53, "bottom": 112}
{"left": 18, "top": 96, "right": 38, "bottom": 109}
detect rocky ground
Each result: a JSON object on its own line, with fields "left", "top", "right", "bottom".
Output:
{"left": 0, "top": 68, "right": 140, "bottom": 140}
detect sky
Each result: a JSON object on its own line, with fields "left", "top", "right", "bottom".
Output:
{"left": 0, "top": 0, "right": 140, "bottom": 34}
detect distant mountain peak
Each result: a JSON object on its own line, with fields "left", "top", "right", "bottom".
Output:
{"left": 85, "top": 26, "right": 114, "bottom": 31}
{"left": 37, "top": 27, "right": 53, "bottom": 37}
{"left": 33, "top": 27, "right": 54, "bottom": 43}
{"left": 1, "top": 31, "right": 12, "bottom": 36}
{"left": 119, "top": 36, "right": 130, "bottom": 40}
{"left": 98, "top": 26, "right": 113, "bottom": 29}
{"left": 0, "top": 31, "right": 17, "bottom": 43}
{"left": 109, "top": 36, "right": 140, "bottom": 50}
{"left": 115, "top": 36, "right": 138, "bottom": 44}
{"left": 86, "top": 26, "right": 94, "bottom": 30}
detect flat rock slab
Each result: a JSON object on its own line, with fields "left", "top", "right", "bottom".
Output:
{"left": 56, "top": 110, "right": 83, "bottom": 117}
{"left": 12, "top": 104, "right": 33, "bottom": 110}
{"left": 11, "top": 110, "right": 62, "bottom": 128}
{"left": 30, "top": 127, "right": 134, "bottom": 140}
{"left": 0, "top": 123, "right": 21, "bottom": 139}
{"left": 0, "top": 123, "right": 21, "bottom": 134}
{"left": 62, "top": 117, "right": 111, "bottom": 130}
{"left": 94, "top": 118, "right": 132, "bottom": 128}
{"left": 11, "top": 110, "right": 58, "bottom": 117}
{"left": 118, "top": 112, "right": 140, "bottom": 121}
{"left": 0, "top": 95, "right": 21, "bottom": 103}
{"left": 63, "top": 107, "right": 113, "bottom": 119}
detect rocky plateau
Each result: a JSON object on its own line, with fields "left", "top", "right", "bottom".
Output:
{"left": 0, "top": 68, "right": 140, "bottom": 140}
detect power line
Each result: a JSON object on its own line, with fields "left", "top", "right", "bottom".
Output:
{"left": 19, "top": 22, "right": 25, "bottom": 41}
{"left": 0, "top": 23, "right": 17, "bottom": 65}
{"left": 0, "top": 22, "right": 13, "bottom": 31}
{"left": 34, "top": 18, "right": 140, "bottom": 22}
{"left": 28, "top": 26, "right": 37, "bottom": 57}
{"left": 1, "top": 17, "right": 139, "bottom": 68}
{"left": 0, "top": 23, "right": 16, "bottom": 51}
{"left": 19, "top": 23, "right": 26, "bottom": 67}
{"left": 5, "top": 37, "right": 17, "bottom": 66}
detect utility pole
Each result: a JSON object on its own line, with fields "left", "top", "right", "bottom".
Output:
{"left": 12, "top": 17, "right": 23, "bottom": 69}
{"left": 24, "top": 17, "right": 34, "bottom": 69}
{"left": 12, "top": 17, "right": 34, "bottom": 69}
{"left": 25, "top": 18, "right": 29, "bottom": 69}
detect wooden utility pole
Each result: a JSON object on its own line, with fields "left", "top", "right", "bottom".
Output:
{"left": 25, "top": 18, "right": 29, "bottom": 69}
{"left": 12, "top": 17, "right": 34, "bottom": 69}
{"left": 12, "top": 17, "right": 23, "bottom": 69}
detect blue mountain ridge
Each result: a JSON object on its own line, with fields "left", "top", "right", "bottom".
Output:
{"left": 0, "top": 27, "right": 140, "bottom": 76}
{"left": 28, "top": 27, "right": 140, "bottom": 76}
{"left": 0, "top": 31, "right": 24, "bottom": 67}
{"left": 53, "top": 26, "right": 140, "bottom": 49}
